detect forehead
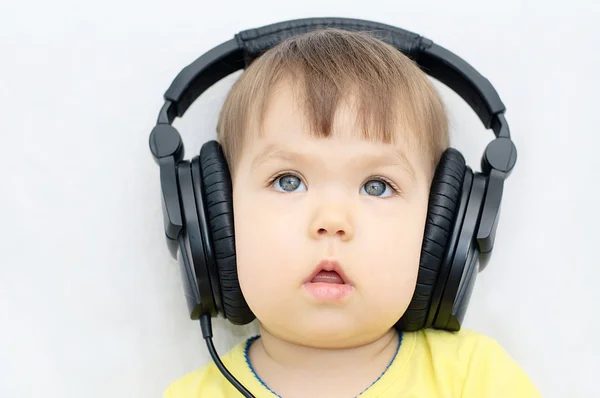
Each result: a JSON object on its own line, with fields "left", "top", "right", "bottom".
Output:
{"left": 242, "top": 80, "right": 430, "bottom": 177}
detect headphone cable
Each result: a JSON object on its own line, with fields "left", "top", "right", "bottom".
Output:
{"left": 200, "top": 315, "right": 256, "bottom": 398}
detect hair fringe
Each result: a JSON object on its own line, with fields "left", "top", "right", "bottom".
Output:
{"left": 217, "top": 28, "right": 449, "bottom": 177}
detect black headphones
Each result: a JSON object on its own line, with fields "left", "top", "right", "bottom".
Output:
{"left": 149, "top": 18, "right": 516, "bottom": 396}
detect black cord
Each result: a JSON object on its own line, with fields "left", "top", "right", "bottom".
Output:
{"left": 200, "top": 315, "right": 255, "bottom": 398}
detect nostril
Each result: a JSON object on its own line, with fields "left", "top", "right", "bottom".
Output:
{"left": 317, "top": 228, "right": 345, "bottom": 236}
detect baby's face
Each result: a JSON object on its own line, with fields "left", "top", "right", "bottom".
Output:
{"left": 231, "top": 82, "right": 431, "bottom": 348}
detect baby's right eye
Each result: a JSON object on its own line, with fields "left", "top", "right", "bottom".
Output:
{"left": 272, "top": 174, "right": 307, "bottom": 193}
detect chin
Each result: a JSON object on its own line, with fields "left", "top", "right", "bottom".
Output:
{"left": 263, "top": 310, "right": 391, "bottom": 349}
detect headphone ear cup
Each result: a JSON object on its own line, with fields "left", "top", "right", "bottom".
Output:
{"left": 199, "top": 141, "right": 255, "bottom": 325}
{"left": 396, "top": 148, "right": 466, "bottom": 331}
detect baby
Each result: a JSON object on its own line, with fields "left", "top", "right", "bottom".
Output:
{"left": 164, "top": 28, "right": 540, "bottom": 397}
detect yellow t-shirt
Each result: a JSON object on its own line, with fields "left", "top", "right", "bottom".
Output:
{"left": 164, "top": 329, "right": 540, "bottom": 397}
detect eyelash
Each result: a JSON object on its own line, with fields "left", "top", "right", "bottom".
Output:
{"left": 266, "top": 171, "right": 402, "bottom": 196}
{"left": 366, "top": 175, "right": 402, "bottom": 196}
{"left": 266, "top": 170, "right": 305, "bottom": 187}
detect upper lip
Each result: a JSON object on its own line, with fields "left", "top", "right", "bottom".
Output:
{"left": 304, "top": 259, "right": 353, "bottom": 285}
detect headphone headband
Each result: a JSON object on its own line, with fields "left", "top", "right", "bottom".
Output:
{"left": 158, "top": 17, "right": 508, "bottom": 138}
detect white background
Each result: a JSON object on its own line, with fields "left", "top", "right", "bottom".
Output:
{"left": 1, "top": 0, "right": 598, "bottom": 397}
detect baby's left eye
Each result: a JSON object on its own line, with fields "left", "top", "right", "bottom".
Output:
{"left": 360, "top": 179, "right": 395, "bottom": 198}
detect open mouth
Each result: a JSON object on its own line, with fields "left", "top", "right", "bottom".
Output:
{"left": 311, "top": 270, "right": 345, "bottom": 284}
{"left": 303, "top": 260, "right": 354, "bottom": 302}
{"left": 305, "top": 259, "right": 352, "bottom": 285}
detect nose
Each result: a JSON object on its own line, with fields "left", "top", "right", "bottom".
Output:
{"left": 309, "top": 202, "right": 354, "bottom": 242}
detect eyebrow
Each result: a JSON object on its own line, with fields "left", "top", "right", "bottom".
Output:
{"left": 251, "top": 143, "right": 415, "bottom": 180}
{"left": 251, "top": 144, "right": 309, "bottom": 171}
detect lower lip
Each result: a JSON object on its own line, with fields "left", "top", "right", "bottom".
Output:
{"left": 303, "top": 282, "right": 354, "bottom": 302}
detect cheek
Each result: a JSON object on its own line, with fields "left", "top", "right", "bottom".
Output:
{"left": 355, "top": 199, "right": 428, "bottom": 303}
{"left": 232, "top": 189, "right": 306, "bottom": 302}
{"left": 359, "top": 197, "right": 427, "bottom": 258}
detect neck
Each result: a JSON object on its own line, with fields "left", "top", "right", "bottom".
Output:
{"left": 248, "top": 324, "right": 400, "bottom": 385}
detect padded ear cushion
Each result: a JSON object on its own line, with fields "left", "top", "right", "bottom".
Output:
{"left": 199, "top": 141, "right": 255, "bottom": 325}
{"left": 395, "top": 148, "right": 466, "bottom": 331}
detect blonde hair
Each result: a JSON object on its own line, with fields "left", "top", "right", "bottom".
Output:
{"left": 217, "top": 28, "right": 449, "bottom": 177}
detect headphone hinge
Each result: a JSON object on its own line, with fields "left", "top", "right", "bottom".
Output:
{"left": 159, "top": 156, "right": 184, "bottom": 256}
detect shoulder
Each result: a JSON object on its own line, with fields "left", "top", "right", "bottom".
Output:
{"left": 409, "top": 328, "right": 498, "bottom": 363}
{"left": 413, "top": 327, "right": 529, "bottom": 363}
{"left": 416, "top": 328, "right": 524, "bottom": 371}
{"left": 162, "top": 362, "right": 217, "bottom": 397}
{"left": 163, "top": 339, "right": 252, "bottom": 398}
{"left": 410, "top": 328, "right": 540, "bottom": 397}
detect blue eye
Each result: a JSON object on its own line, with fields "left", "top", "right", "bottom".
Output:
{"left": 360, "top": 179, "right": 394, "bottom": 197}
{"left": 272, "top": 174, "right": 307, "bottom": 193}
